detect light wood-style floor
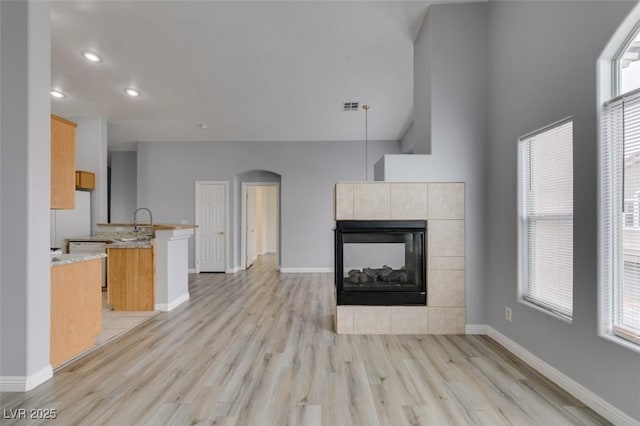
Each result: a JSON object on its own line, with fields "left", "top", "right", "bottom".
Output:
{"left": 1, "top": 254, "right": 608, "bottom": 425}
{"left": 97, "top": 294, "right": 158, "bottom": 347}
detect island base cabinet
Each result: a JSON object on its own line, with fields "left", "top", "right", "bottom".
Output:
{"left": 108, "top": 246, "right": 155, "bottom": 311}
{"left": 51, "top": 258, "right": 102, "bottom": 367}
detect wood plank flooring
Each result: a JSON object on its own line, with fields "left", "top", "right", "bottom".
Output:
{"left": 0, "top": 254, "right": 609, "bottom": 425}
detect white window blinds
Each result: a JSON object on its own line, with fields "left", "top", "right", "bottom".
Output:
{"left": 602, "top": 89, "right": 640, "bottom": 345}
{"left": 518, "top": 119, "right": 574, "bottom": 319}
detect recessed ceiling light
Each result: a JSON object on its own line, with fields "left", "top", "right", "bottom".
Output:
{"left": 81, "top": 51, "right": 102, "bottom": 63}
{"left": 50, "top": 90, "right": 66, "bottom": 99}
{"left": 124, "top": 88, "right": 140, "bottom": 97}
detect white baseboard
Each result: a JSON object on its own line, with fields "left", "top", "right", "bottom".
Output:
{"left": 485, "top": 326, "right": 638, "bottom": 426}
{"left": 465, "top": 324, "right": 488, "bottom": 335}
{"left": 188, "top": 268, "right": 196, "bottom": 273}
{"left": 155, "top": 293, "right": 190, "bottom": 312}
{"left": 279, "top": 267, "right": 334, "bottom": 273}
{"left": 0, "top": 364, "right": 53, "bottom": 392}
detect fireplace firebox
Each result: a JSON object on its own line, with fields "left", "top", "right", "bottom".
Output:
{"left": 335, "top": 220, "right": 427, "bottom": 305}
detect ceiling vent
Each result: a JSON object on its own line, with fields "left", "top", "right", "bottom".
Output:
{"left": 342, "top": 102, "right": 359, "bottom": 111}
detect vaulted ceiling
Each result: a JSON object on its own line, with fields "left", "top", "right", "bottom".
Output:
{"left": 49, "top": 1, "right": 458, "bottom": 149}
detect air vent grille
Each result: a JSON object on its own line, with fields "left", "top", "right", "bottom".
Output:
{"left": 343, "top": 102, "right": 359, "bottom": 111}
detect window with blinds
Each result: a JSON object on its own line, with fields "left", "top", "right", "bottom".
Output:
{"left": 518, "top": 119, "right": 574, "bottom": 320}
{"left": 601, "top": 89, "right": 640, "bottom": 345}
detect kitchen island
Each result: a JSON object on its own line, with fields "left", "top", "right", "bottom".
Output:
{"left": 50, "top": 253, "right": 106, "bottom": 367}
{"left": 70, "top": 224, "right": 196, "bottom": 312}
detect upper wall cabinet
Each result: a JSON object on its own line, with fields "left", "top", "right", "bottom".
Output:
{"left": 51, "top": 115, "right": 77, "bottom": 209}
{"left": 75, "top": 170, "right": 95, "bottom": 190}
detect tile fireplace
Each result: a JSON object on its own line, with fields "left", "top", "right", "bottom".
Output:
{"left": 334, "top": 182, "right": 466, "bottom": 334}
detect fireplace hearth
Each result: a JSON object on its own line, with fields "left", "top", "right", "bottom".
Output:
{"left": 335, "top": 220, "right": 427, "bottom": 305}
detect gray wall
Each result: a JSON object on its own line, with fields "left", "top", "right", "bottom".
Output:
{"left": 110, "top": 151, "right": 137, "bottom": 223}
{"left": 73, "top": 117, "right": 108, "bottom": 232}
{"left": 0, "top": 1, "right": 51, "bottom": 381}
{"left": 400, "top": 6, "right": 432, "bottom": 155}
{"left": 137, "top": 140, "right": 400, "bottom": 270}
{"left": 486, "top": 1, "right": 640, "bottom": 420}
{"left": 394, "top": 2, "right": 488, "bottom": 325}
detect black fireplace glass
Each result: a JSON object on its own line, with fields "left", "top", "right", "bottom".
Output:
{"left": 335, "top": 220, "right": 426, "bottom": 305}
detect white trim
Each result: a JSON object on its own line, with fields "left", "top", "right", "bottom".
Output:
{"left": 225, "top": 266, "right": 239, "bottom": 273}
{"left": 486, "top": 326, "right": 638, "bottom": 426}
{"left": 518, "top": 116, "right": 573, "bottom": 142}
{"left": 188, "top": 268, "right": 196, "bottom": 274}
{"left": 465, "top": 324, "right": 488, "bottom": 335}
{"left": 612, "top": 21, "right": 640, "bottom": 97}
{"left": 155, "top": 293, "right": 190, "bottom": 312}
{"left": 195, "top": 181, "right": 229, "bottom": 273}
{"left": 518, "top": 297, "right": 573, "bottom": 325}
{"left": 600, "top": 330, "right": 640, "bottom": 355}
{"left": 279, "top": 267, "right": 334, "bottom": 273}
{"left": 241, "top": 183, "right": 248, "bottom": 270}
{"left": 0, "top": 365, "right": 53, "bottom": 392}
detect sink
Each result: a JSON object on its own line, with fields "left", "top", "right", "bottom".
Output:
{"left": 114, "top": 236, "right": 152, "bottom": 242}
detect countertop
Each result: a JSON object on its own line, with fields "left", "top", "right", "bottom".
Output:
{"left": 96, "top": 223, "right": 198, "bottom": 230}
{"left": 51, "top": 253, "right": 107, "bottom": 267}
{"left": 67, "top": 232, "right": 154, "bottom": 249}
{"left": 67, "top": 236, "right": 115, "bottom": 243}
{"left": 106, "top": 241, "right": 154, "bottom": 249}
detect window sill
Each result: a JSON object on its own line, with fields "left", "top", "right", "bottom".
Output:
{"left": 599, "top": 331, "right": 640, "bottom": 355}
{"left": 518, "top": 298, "right": 573, "bottom": 325}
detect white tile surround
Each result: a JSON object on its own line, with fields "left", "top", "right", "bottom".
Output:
{"left": 335, "top": 182, "right": 465, "bottom": 334}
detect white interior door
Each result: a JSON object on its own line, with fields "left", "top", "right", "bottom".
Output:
{"left": 256, "top": 188, "right": 264, "bottom": 255}
{"left": 246, "top": 186, "right": 258, "bottom": 268}
{"left": 196, "top": 182, "right": 226, "bottom": 272}
{"left": 265, "top": 186, "right": 278, "bottom": 254}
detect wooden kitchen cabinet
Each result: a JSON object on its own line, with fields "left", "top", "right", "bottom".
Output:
{"left": 51, "top": 258, "right": 102, "bottom": 367}
{"left": 108, "top": 245, "right": 155, "bottom": 311}
{"left": 75, "top": 170, "right": 95, "bottom": 190}
{"left": 51, "top": 115, "right": 77, "bottom": 209}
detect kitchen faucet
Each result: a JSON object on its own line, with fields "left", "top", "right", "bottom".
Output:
{"left": 133, "top": 208, "right": 153, "bottom": 233}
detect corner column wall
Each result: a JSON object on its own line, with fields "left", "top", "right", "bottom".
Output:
{"left": 0, "top": 0, "right": 53, "bottom": 391}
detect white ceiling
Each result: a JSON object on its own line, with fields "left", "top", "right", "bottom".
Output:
{"left": 49, "top": 1, "right": 452, "bottom": 149}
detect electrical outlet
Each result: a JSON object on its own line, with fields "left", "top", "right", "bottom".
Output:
{"left": 505, "top": 306, "right": 512, "bottom": 322}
